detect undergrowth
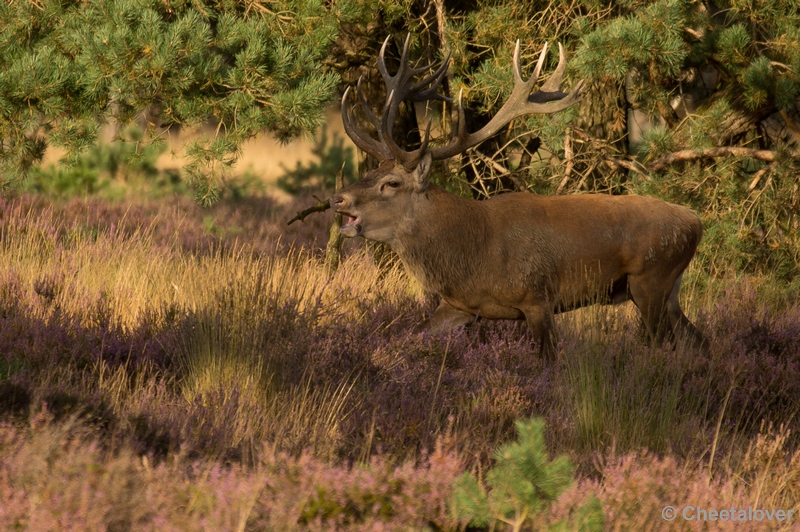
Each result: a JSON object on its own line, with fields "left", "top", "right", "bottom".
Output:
{"left": 0, "top": 192, "right": 799, "bottom": 530}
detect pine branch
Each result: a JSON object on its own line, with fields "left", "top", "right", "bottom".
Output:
{"left": 287, "top": 195, "right": 331, "bottom": 225}
{"left": 648, "top": 147, "right": 777, "bottom": 172}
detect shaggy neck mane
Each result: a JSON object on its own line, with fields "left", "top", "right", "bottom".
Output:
{"left": 392, "top": 186, "right": 489, "bottom": 294}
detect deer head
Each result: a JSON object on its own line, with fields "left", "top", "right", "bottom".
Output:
{"left": 331, "top": 35, "right": 584, "bottom": 243}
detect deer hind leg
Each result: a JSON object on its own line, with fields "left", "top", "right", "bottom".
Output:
{"left": 627, "top": 273, "right": 673, "bottom": 345}
{"left": 520, "top": 304, "right": 557, "bottom": 361}
{"left": 666, "top": 274, "right": 709, "bottom": 352}
{"left": 423, "top": 300, "right": 476, "bottom": 334}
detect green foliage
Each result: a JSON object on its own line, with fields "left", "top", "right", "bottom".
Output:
{"left": 0, "top": 0, "right": 365, "bottom": 199}
{"left": 628, "top": 157, "right": 800, "bottom": 281}
{"left": 637, "top": 125, "right": 675, "bottom": 159}
{"left": 742, "top": 56, "right": 773, "bottom": 110}
{"left": 574, "top": 0, "right": 690, "bottom": 85}
{"left": 716, "top": 24, "right": 751, "bottom": 66}
{"left": 451, "top": 417, "right": 604, "bottom": 531}
{"left": 28, "top": 160, "right": 104, "bottom": 198}
{"left": 276, "top": 124, "right": 356, "bottom": 194}
{"left": 566, "top": 0, "right": 800, "bottom": 112}
{"left": 448, "top": 0, "right": 588, "bottom": 111}
{"left": 24, "top": 126, "right": 174, "bottom": 198}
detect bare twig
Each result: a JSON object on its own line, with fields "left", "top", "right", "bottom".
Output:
{"left": 605, "top": 157, "right": 648, "bottom": 177}
{"left": 778, "top": 109, "right": 800, "bottom": 143}
{"left": 746, "top": 164, "right": 773, "bottom": 194}
{"left": 557, "top": 128, "right": 574, "bottom": 194}
{"left": 248, "top": 1, "right": 294, "bottom": 21}
{"left": 472, "top": 151, "right": 524, "bottom": 191}
{"left": 434, "top": 0, "right": 449, "bottom": 54}
{"left": 467, "top": 150, "right": 492, "bottom": 199}
{"left": 576, "top": 162, "right": 597, "bottom": 192}
{"left": 742, "top": 165, "right": 776, "bottom": 227}
{"left": 648, "top": 147, "right": 777, "bottom": 172}
{"left": 287, "top": 195, "right": 331, "bottom": 225}
{"left": 770, "top": 61, "right": 794, "bottom": 72}
{"left": 684, "top": 27, "right": 704, "bottom": 39}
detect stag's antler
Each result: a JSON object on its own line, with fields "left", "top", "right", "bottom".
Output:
{"left": 431, "top": 41, "right": 583, "bottom": 160}
{"left": 342, "top": 34, "right": 451, "bottom": 169}
{"left": 342, "top": 36, "right": 583, "bottom": 168}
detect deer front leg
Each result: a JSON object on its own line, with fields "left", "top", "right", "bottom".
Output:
{"left": 520, "top": 304, "right": 557, "bottom": 360}
{"left": 419, "top": 299, "right": 476, "bottom": 334}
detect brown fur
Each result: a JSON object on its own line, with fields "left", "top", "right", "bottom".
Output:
{"left": 331, "top": 155, "right": 707, "bottom": 359}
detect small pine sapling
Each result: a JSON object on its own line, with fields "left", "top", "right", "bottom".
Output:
{"left": 451, "top": 417, "right": 603, "bottom": 531}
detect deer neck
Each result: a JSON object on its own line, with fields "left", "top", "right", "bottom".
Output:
{"left": 391, "top": 185, "right": 488, "bottom": 295}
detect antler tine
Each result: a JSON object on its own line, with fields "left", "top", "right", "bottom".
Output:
{"left": 429, "top": 41, "right": 582, "bottom": 161}
{"left": 343, "top": 35, "right": 581, "bottom": 168}
{"left": 355, "top": 77, "right": 382, "bottom": 132}
{"left": 529, "top": 42, "right": 549, "bottom": 89}
{"left": 399, "top": 33, "right": 412, "bottom": 75}
{"left": 375, "top": 35, "right": 410, "bottom": 146}
{"left": 527, "top": 41, "right": 584, "bottom": 105}
{"left": 410, "top": 47, "right": 452, "bottom": 90}
{"left": 378, "top": 35, "right": 451, "bottom": 123}
{"left": 375, "top": 89, "right": 435, "bottom": 170}
{"left": 377, "top": 34, "right": 420, "bottom": 86}
{"left": 396, "top": 34, "right": 440, "bottom": 78}
{"left": 373, "top": 33, "right": 455, "bottom": 167}
{"left": 377, "top": 35, "right": 393, "bottom": 84}
{"left": 539, "top": 43, "right": 567, "bottom": 93}
{"left": 456, "top": 89, "right": 468, "bottom": 140}
{"left": 341, "top": 86, "right": 392, "bottom": 161}
{"left": 512, "top": 40, "right": 523, "bottom": 84}
{"left": 396, "top": 120, "right": 434, "bottom": 171}
{"left": 378, "top": 89, "right": 396, "bottom": 144}
{"left": 408, "top": 52, "right": 453, "bottom": 102}
{"left": 512, "top": 40, "right": 548, "bottom": 91}
{"left": 378, "top": 90, "right": 408, "bottom": 163}
{"left": 340, "top": 33, "right": 469, "bottom": 166}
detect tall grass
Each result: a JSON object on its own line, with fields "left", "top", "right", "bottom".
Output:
{"left": 1, "top": 192, "right": 799, "bottom": 529}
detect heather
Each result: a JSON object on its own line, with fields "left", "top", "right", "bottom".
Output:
{"left": 1, "top": 191, "right": 800, "bottom": 530}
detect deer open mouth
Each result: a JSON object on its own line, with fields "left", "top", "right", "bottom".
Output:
{"left": 339, "top": 213, "right": 362, "bottom": 237}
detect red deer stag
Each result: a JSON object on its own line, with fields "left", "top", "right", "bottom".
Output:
{"left": 331, "top": 35, "right": 707, "bottom": 358}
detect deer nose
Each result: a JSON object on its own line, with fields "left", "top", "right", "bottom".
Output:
{"left": 330, "top": 195, "right": 346, "bottom": 209}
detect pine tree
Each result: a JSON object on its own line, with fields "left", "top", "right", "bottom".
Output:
{"left": 451, "top": 417, "right": 604, "bottom": 531}
{"left": 0, "top": 0, "right": 374, "bottom": 203}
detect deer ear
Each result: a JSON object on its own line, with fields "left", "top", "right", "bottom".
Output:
{"left": 413, "top": 153, "right": 433, "bottom": 191}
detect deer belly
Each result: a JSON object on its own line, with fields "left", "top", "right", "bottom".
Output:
{"left": 445, "top": 297, "right": 524, "bottom": 320}
{"left": 480, "top": 305, "right": 525, "bottom": 319}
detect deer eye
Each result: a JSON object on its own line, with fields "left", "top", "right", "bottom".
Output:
{"left": 381, "top": 181, "right": 400, "bottom": 192}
